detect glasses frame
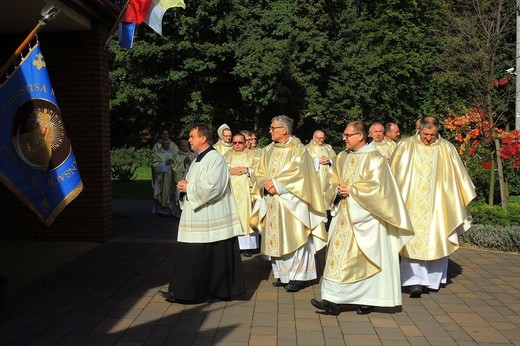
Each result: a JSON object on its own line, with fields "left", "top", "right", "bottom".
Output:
{"left": 232, "top": 141, "right": 245, "bottom": 145}
{"left": 269, "top": 126, "right": 284, "bottom": 131}
{"left": 343, "top": 132, "right": 361, "bottom": 139}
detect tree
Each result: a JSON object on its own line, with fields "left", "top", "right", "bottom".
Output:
{"left": 438, "top": 0, "right": 516, "bottom": 209}
{"left": 108, "top": 0, "right": 516, "bottom": 157}
{"left": 330, "top": 0, "right": 447, "bottom": 135}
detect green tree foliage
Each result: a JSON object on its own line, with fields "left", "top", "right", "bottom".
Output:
{"left": 435, "top": 0, "right": 516, "bottom": 127}
{"left": 108, "top": 0, "right": 516, "bottom": 148}
{"left": 331, "top": 0, "right": 447, "bottom": 136}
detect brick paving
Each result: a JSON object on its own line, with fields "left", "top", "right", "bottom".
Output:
{"left": 0, "top": 199, "right": 519, "bottom": 345}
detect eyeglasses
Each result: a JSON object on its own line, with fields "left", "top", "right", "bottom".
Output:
{"left": 343, "top": 132, "right": 360, "bottom": 139}
{"left": 269, "top": 126, "right": 284, "bottom": 131}
{"left": 233, "top": 141, "right": 245, "bottom": 144}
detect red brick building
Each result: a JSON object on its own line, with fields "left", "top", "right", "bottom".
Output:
{"left": 0, "top": 0, "right": 120, "bottom": 242}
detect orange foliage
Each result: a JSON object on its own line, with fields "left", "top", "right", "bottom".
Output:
{"left": 445, "top": 107, "right": 520, "bottom": 167}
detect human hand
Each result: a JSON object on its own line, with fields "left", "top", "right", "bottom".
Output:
{"left": 177, "top": 179, "right": 188, "bottom": 193}
{"left": 338, "top": 182, "right": 349, "bottom": 197}
{"left": 319, "top": 156, "right": 330, "bottom": 165}
{"left": 264, "top": 179, "right": 277, "bottom": 195}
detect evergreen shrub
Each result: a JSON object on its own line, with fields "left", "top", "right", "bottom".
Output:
{"left": 460, "top": 199, "right": 520, "bottom": 252}
{"left": 460, "top": 224, "right": 520, "bottom": 253}
{"left": 468, "top": 200, "right": 520, "bottom": 226}
{"left": 110, "top": 147, "right": 151, "bottom": 181}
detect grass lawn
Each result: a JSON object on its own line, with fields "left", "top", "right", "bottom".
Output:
{"left": 510, "top": 195, "right": 520, "bottom": 204}
{"left": 111, "top": 166, "right": 152, "bottom": 199}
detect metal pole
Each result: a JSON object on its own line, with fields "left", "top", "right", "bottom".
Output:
{"left": 0, "top": 4, "right": 60, "bottom": 78}
{"left": 516, "top": 0, "right": 520, "bottom": 130}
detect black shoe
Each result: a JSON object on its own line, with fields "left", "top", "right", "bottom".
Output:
{"left": 272, "top": 278, "right": 287, "bottom": 287}
{"left": 310, "top": 299, "right": 341, "bottom": 316}
{"left": 409, "top": 285, "right": 423, "bottom": 298}
{"left": 285, "top": 280, "right": 306, "bottom": 292}
{"left": 357, "top": 305, "right": 374, "bottom": 315}
{"left": 243, "top": 251, "right": 252, "bottom": 257}
{"left": 158, "top": 290, "right": 176, "bottom": 302}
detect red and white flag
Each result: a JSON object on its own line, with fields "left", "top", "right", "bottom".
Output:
{"left": 119, "top": 0, "right": 186, "bottom": 48}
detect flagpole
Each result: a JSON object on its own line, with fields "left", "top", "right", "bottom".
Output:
{"left": 104, "top": 0, "right": 130, "bottom": 48}
{"left": 0, "top": 4, "right": 60, "bottom": 79}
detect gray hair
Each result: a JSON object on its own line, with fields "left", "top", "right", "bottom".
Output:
{"left": 419, "top": 117, "right": 439, "bottom": 130}
{"left": 271, "top": 115, "right": 293, "bottom": 134}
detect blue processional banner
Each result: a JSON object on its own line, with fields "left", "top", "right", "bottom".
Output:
{"left": 0, "top": 42, "right": 83, "bottom": 225}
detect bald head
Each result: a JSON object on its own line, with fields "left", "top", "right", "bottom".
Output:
{"left": 384, "top": 122, "right": 400, "bottom": 141}
{"left": 313, "top": 130, "right": 326, "bottom": 145}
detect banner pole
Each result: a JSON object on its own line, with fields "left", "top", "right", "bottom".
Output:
{"left": 104, "top": 0, "right": 130, "bottom": 48}
{"left": 0, "top": 4, "right": 60, "bottom": 79}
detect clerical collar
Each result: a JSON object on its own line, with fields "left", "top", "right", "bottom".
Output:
{"left": 277, "top": 136, "right": 292, "bottom": 144}
{"left": 196, "top": 146, "right": 215, "bottom": 162}
{"left": 218, "top": 140, "right": 232, "bottom": 147}
{"left": 347, "top": 142, "right": 372, "bottom": 153}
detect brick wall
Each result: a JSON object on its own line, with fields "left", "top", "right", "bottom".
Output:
{"left": 0, "top": 24, "right": 112, "bottom": 242}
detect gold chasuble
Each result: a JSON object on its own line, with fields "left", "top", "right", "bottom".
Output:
{"left": 324, "top": 143, "right": 414, "bottom": 284}
{"left": 305, "top": 141, "right": 337, "bottom": 209}
{"left": 374, "top": 137, "right": 397, "bottom": 160}
{"left": 214, "top": 140, "right": 232, "bottom": 156}
{"left": 224, "top": 149, "right": 258, "bottom": 235}
{"left": 391, "top": 135, "right": 476, "bottom": 261}
{"left": 152, "top": 147, "right": 175, "bottom": 207}
{"left": 251, "top": 137, "right": 328, "bottom": 257}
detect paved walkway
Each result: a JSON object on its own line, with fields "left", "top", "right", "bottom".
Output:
{"left": 0, "top": 199, "right": 519, "bottom": 345}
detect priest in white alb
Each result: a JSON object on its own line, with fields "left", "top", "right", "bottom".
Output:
{"left": 224, "top": 132, "right": 260, "bottom": 257}
{"left": 391, "top": 117, "right": 476, "bottom": 298}
{"left": 251, "top": 115, "right": 328, "bottom": 293}
{"left": 311, "top": 121, "right": 414, "bottom": 315}
{"left": 158, "top": 123, "right": 245, "bottom": 303}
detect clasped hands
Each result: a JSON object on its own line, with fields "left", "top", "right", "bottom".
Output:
{"left": 177, "top": 179, "right": 188, "bottom": 193}
{"left": 337, "top": 182, "right": 350, "bottom": 198}
{"left": 264, "top": 179, "right": 277, "bottom": 195}
{"left": 229, "top": 166, "right": 248, "bottom": 176}
{"left": 319, "top": 156, "right": 331, "bottom": 165}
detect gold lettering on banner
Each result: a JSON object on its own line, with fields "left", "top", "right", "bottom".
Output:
{"left": 47, "top": 160, "right": 79, "bottom": 186}
{"left": 1, "top": 84, "right": 50, "bottom": 114}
